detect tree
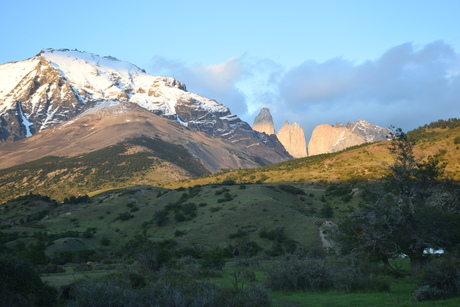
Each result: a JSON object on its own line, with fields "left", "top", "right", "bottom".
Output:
{"left": 337, "top": 128, "right": 460, "bottom": 276}
{"left": 0, "top": 255, "right": 57, "bottom": 306}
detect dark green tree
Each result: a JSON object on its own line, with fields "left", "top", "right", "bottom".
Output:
{"left": 337, "top": 128, "right": 460, "bottom": 276}
{"left": 0, "top": 255, "right": 57, "bottom": 306}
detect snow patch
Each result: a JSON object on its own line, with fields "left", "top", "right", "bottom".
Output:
{"left": 17, "top": 102, "right": 34, "bottom": 137}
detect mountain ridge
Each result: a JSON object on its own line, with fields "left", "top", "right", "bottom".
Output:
{"left": 0, "top": 102, "right": 284, "bottom": 171}
{"left": 0, "top": 48, "right": 291, "bottom": 162}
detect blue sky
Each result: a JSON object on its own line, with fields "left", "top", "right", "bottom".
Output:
{"left": 1, "top": 0, "right": 459, "bottom": 138}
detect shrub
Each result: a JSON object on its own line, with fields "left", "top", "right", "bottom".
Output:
{"left": 0, "top": 255, "right": 57, "bottom": 306}
{"left": 265, "top": 256, "right": 388, "bottom": 292}
{"left": 454, "top": 136, "right": 460, "bottom": 145}
{"left": 100, "top": 237, "right": 111, "bottom": 246}
{"left": 153, "top": 209, "right": 169, "bottom": 226}
{"left": 217, "top": 192, "right": 233, "bottom": 203}
{"left": 215, "top": 187, "right": 230, "bottom": 195}
{"left": 115, "top": 212, "right": 134, "bottom": 221}
{"left": 320, "top": 203, "right": 334, "bottom": 218}
{"left": 64, "top": 272, "right": 270, "bottom": 306}
{"left": 222, "top": 179, "right": 236, "bottom": 185}
{"left": 82, "top": 227, "right": 97, "bottom": 238}
{"left": 138, "top": 248, "right": 172, "bottom": 272}
{"left": 182, "top": 202, "right": 197, "bottom": 217}
{"left": 414, "top": 258, "right": 460, "bottom": 301}
{"left": 174, "top": 230, "right": 186, "bottom": 237}
{"left": 199, "top": 248, "right": 228, "bottom": 270}
{"left": 266, "top": 257, "right": 333, "bottom": 291}
{"left": 259, "top": 227, "right": 287, "bottom": 242}
{"left": 174, "top": 212, "right": 186, "bottom": 222}
{"left": 413, "top": 285, "right": 448, "bottom": 301}
{"left": 229, "top": 229, "right": 248, "bottom": 239}
{"left": 278, "top": 184, "right": 306, "bottom": 195}
{"left": 64, "top": 278, "right": 137, "bottom": 307}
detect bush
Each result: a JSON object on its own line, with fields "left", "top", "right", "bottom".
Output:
{"left": 153, "top": 209, "right": 169, "bottom": 226}
{"left": 413, "top": 285, "right": 449, "bottom": 301}
{"left": 199, "top": 248, "right": 228, "bottom": 270}
{"left": 266, "top": 257, "right": 333, "bottom": 291}
{"left": 414, "top": 258, "right": 460, "bottom": 301}
{"left": 217, "top": 192, "right": 233, "bottom": 203}
{"left": 0, "top": 255, "right": 57, "bottom": 306}
{"left": 278, "top": 184, "right": 306, "bottom": 195}
{"left": 320, "top": 203, "right": 334, "bottom": 218}
{"left": 229, "top": 229, "right": 248, "bottom": 239}
{"left": 265, "top": 256, "right": 388, "bottom": 292}
{"left": 174, "top": 212, "right": 186, "bottom": 222}
{"left": 63, "top": 272, "right": 270, "bottom": 307}
{"left": 259, "top": 227, "right": 287, "bottom": 242}
{"left": 100, "top": 237, "right": 111, "bottom": 246}
{"left": 115, "top": 212, "right": 134, "bottom": 221}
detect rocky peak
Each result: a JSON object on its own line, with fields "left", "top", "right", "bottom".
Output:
{"left": 277, "top": 121, "right": 308, "bottom": 158}
{"left": 0, "top": 49, "right": 291, "bottom": 164}
{"left": 308, "top": 120, "right": 392, "bottom": 156}
{"left": 253, "top": 107, "right": 275, "bottom": 135}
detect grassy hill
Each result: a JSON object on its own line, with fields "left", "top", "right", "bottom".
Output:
{"left": 166, "top": 122, "right": 460, "bottom": 189}
{"left": 1, "top": 182, "right": 367, "bottom": 257}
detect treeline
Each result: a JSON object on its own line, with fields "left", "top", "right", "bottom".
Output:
{"left": 408, "top": 118, "right": 460, "bottom": 141}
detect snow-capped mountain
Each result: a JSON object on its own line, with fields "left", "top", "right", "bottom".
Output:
{"left": 0, "top": 49, "right": 290, "bottom": 162}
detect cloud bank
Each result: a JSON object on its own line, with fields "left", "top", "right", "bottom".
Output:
{"left": 150, "top": 41, "right": 460, "bottom": 138}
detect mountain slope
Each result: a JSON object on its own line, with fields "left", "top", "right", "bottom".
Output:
{"left": 0, "top": 49, "right": 290, "bottom": 161}
{"left": 0, "top": 102, "right": 280, "bottom": 171}
{"left": 0, "top": 102, "right": 294, "bottom": 201}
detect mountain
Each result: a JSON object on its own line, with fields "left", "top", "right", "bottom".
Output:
{"left": 277, "top": 121, "right": 308, "bottom": 158}
{"left": 0, "top": 49, "right": 290, "bottom": 163}
{"left": 165, "top": 119, "right": 460, "bottom": 189}
{"left": 253, "top": 107, "right": 275, "bottom": 135}
{"left": 307, "top": 120, "right": 392, "bottom": 156}
{"left": 0, "top": 101, "right": 297, "bottom": 200}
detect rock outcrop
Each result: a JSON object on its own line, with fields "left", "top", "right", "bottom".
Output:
{"left": 253, "top": 107, "right": 275, "bottom": 135}
{"left": 277, "top": 121, "right": 308, "bottom": 158}
{"left": 308, "top": 119, "right": 391, "bottom": 156}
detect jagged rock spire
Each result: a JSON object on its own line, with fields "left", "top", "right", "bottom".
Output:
{"left": 253, "top": 107, "right": 275, "bottom": 135}
{"left": 277, "top": 121, "right": 308, "bottom": 158}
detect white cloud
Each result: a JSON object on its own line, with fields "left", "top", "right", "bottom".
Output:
{"left": 276, "top": 41, "right": 460, "bottom": 135}
{"left": 150, "top": 56, "right": 248, "bottom": 116}
{"left": 150, "top": 41, "right": 460, "bottom": 138}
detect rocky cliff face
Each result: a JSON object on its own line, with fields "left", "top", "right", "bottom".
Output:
{"left": 0, "top": 49, "right": 291, "bottom": 163}
{"left": 253, "top": 107, "right": 275, "bottom": 135}
{"left": 308, "top": 120, "right": 391, "bottom": 156}
{"left": 277, "top": 121, "right": 308, "bottom": 158}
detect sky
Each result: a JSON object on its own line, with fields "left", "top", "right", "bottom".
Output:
{"left": 1, "top": 0, "right": 460, "bottom": 139}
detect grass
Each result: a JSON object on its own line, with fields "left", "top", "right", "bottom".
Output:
{"left": 182, "top": 259, "right": 460, "bottom": 306}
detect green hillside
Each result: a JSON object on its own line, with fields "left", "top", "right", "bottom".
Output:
{"left": 1, "top": 182, "right": 365, "bottom": 256}
{"left": 167, "top": 122, "right": 460, "bottom": 189}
